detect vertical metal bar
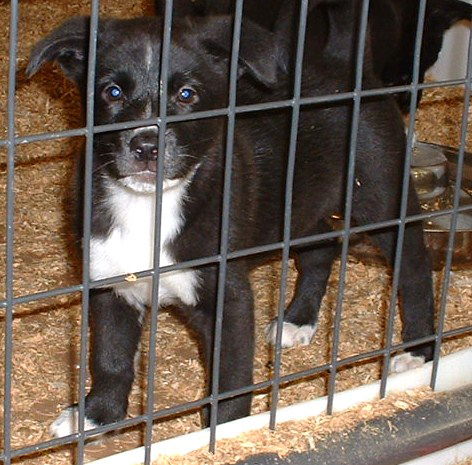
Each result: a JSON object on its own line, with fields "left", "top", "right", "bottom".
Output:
{"left": 326, "top": 0, "right": 370, "bottom": 415}
{"left": 379, "top": 0, "right": 427, "bottom": 398}
{"left": 143, "top": 1, "right": 174, "bottom": 463}
{"left": 430, "top": 21, "right": 472, "bottom": 390}
{"left": 3, "top": 1, "right": 19, "bottom": 464}
{"left": 208, "top": 0, "right": 244, "bottom": 453}
{"left": 76, "top": 1, "right": 100, "bottom": 463}
{"left": 269, "top": 0, "right": 309, "bottom": 430}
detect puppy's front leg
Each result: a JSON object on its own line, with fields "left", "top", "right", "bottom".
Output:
{"left": 51, "top": 289, "right": 142, "bottom": 437}
{"left": 185, "top": 271, "right": 255, "bottom": 425}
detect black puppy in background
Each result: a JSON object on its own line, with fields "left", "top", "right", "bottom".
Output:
{"left": 27, "top": 1, "right": 435, "bottom": 436}
{"left": 160, "top": 0, "right": 472, "bottom": 113}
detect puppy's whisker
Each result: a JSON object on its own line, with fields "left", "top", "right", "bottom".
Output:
{"left": 93, "top": 160, "right": 116, "bottom": 174}
{"left": 178, "top": 153, "right": 198, "bottom": 160}
{"left": 97, "top": 142, "right": 116, "bottom": 148}
{"left": 97, "top": 151, "right": 117, "bottom": 158}
{"left": 180, "top": 136, "right": 218, "bottom": 149}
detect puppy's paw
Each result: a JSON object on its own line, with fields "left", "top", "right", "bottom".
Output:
{"left": 265, "top": 321, "right": 316, "bottom": 348}
{"left": 390, "top": 353, "right": 425, "bottom": 374}
{"left": 50, "top": 406, "right": 99, "bottom": 438}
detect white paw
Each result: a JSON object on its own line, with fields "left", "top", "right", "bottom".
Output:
{"left": 50, "top": 406, "right": 99, "bottom": 438}
{"left": 390, "top": 353, "right": 425, "bottom": 374}
{"left": 265, "top": 321, "right": 316, "bottom": 348}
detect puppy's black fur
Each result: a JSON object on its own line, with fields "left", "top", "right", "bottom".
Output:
{"left": 160, "top": 0, "right": 472, "bottom": 113}
{"left": 28, "top": 5, "right": 435, "bottom": 432}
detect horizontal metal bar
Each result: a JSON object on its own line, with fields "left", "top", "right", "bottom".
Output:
{"left": 280, "top": 325, "right": 472, "bottom": 386}
{"left": 1, "top": 78, "right": 469, "bottom": 148}
{"left": 1, "top": 202, "right": 471, "bottom": 309}
{"left": 1, "top": 321, "right": 469, "bottom": 462}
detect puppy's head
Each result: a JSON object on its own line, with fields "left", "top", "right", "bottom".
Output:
{"left": 27, "top": 16, "right": 283, "bottom": 193}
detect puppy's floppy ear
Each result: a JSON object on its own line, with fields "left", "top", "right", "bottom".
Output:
{"left": 201, "top": 16, "right": 283, "bottom": 88}
{"left": 26, "top": 16, "right": 90, "bottom": 84}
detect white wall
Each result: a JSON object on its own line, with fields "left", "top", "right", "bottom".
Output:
{"left": 428, "top": 1, "right": 472, "bottom": 81}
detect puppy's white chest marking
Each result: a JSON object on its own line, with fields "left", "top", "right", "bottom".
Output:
{"left": 90, "top": 181, "right": 199, "bottom": 309}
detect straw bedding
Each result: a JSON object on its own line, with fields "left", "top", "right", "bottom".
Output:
{"left": 0, "top": 1, "right": 471, "bottom": 464}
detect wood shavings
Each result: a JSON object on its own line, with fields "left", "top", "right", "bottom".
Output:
{"left": 0, "top": 2, "right": 470, "bottom": 464}
{"left": 125, "top": 273, "right": 138, "bottom": 282}
{"left": 153, "top": 388, "right": 438, "bottom": 465}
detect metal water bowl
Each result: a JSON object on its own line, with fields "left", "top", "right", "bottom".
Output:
{"left": 414, "top": 142, "right": 472, "bottom": 269}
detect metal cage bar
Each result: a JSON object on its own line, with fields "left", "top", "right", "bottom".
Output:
{"left": 75, "top": 1, "right": 101, "bottom": 464}
{"left": 326, "top": 0, "right": 371, "bottom": 415}
{"left": 431, "top": 20, "right": 472, "bottom": 390}
{"left": 143, "top": 1, "right": 174, "bottom": 463}
{"left": 208, "top": 0, "right": 245, "bottom": 452}
{"left": 3, "top": 1, "right": 20, "bottom": 464}
{"left": 2, "top": 79, "right": 471, "bottom": 150}
{"left": 2, "top": 203, "right": 472, "bottom": 311}
{"left": 269, "top": 0, "right": 310, "bottom": 430}
{"left": 0, "top": 321, "right": 470, "bottom": 462}
{"left": 379, "top": 0, "right": 427, "bottom": 397}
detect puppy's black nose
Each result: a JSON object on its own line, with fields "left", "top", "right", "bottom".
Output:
{"left": 130, "top": 131, "right": 158, "bottom": 161}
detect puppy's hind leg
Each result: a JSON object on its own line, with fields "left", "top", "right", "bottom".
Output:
{"left": 266, "top": 223, "right": 340, "bottom": 349}
{"left": 51, "top": 289, "right": 142, "bottom": 438}
{"left": 354, "top": 183, "right": 435, "bottom": 373}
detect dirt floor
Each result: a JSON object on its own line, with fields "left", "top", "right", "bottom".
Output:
{"left": 0, "top": 1, "right": 471, "bottom": 465}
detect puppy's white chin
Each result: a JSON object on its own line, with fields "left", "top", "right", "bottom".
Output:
{"left": 119, "top": 176, "right": 182, "bottom": 194}
{"left": 119, "top": 177, "right": 156, "bottom": 193}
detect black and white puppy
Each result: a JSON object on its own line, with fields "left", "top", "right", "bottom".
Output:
{"left": 27, "top": 7, "right": 435, "bottom": 436}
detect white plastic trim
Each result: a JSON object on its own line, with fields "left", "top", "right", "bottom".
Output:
{"left": 87, "top": 347, "right": 472, "bottom": 465}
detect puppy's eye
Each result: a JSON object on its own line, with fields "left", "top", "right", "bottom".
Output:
{"left": 177, "top": 87, "right": 197, "bottom": 104}
{"left": 103, "top": 85, "right": 124, "bottom": 102}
